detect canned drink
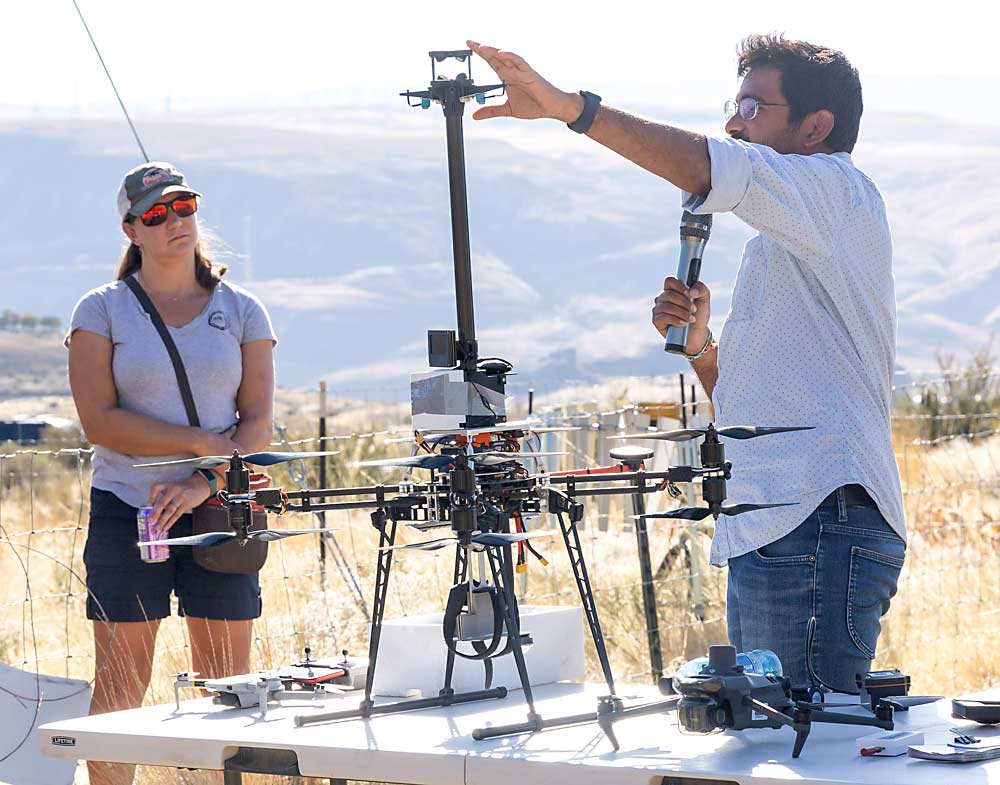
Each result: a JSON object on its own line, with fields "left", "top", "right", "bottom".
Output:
{"left": 137, "top": 507, "right": 170, "bottom": 563}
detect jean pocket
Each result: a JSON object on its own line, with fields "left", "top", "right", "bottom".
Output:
{"left": 751, "top": 515, "right": 819, "bottom": 565}
{"left": 847, "top": 545, "right": 904, "bottom": 659}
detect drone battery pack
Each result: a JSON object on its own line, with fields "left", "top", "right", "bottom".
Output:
{"left": 953, "top": 698, "right": 1000, "bottom": 724}
{"left": 455, "top": 589, "right": 503, "bottom": 642}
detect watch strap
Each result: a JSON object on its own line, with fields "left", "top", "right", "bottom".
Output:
{"left": 567, "top": 91, "right": 602, "bottom": 134}
{"left": 197, "top": 468, "right": 218, "bottom": 496}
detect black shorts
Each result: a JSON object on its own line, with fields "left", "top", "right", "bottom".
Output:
{"left": 84, "top": 487, "right": 262, "bottom": 623}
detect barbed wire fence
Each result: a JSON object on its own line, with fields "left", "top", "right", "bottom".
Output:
{"left": 1, "top": 369, "right": 999, "bottom": 730}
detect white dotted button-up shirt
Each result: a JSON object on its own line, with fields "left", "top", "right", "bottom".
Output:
{"left": 684, "top": 137, "right": 905, "bottom": 566}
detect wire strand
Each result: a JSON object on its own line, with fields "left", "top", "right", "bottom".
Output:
{"left": 70, "top": 0, "right": 150, "bottom": 162}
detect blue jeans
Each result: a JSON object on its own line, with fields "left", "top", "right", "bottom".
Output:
{"left": 726, "top": 487, "right": 905, "bottom": 694}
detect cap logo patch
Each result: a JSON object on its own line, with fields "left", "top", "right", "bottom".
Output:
{"left": 142, "top": 168, "right": 173, "bottom": 188}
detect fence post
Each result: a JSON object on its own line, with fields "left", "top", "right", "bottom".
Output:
{"left": 318, "top": 381, "right": 328, "bottom": 579}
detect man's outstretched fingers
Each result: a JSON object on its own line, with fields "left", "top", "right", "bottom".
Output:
{"left": 467, "top": 40, "right": 502, "bottom": 68}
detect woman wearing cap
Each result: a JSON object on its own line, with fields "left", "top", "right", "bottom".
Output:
{"left": 66, "top": 162, "right": 275, "bottom": 785}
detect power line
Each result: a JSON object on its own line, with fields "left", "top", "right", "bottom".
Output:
{"left": 70, "top": 0, "right": 149, "bottom": 162}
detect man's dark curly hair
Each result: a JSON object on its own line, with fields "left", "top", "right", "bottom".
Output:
{"left": 737, "top": 34, "right": 862, "bottom": 153}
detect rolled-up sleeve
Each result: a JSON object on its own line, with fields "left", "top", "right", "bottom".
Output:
{"left": 683, "top": 136, "right": 753, "bottom": 214}
{"left": 682, "top": 137, "right": 856, "bottom": 265}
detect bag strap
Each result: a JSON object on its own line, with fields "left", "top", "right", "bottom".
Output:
{"left": 123, "top": 274, "right": 201, "bottom": 427}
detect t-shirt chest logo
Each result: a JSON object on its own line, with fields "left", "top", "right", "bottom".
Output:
{"left": 208, "top": 311, "right": 228, "bottom": 331}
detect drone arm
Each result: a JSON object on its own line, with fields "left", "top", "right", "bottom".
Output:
{"left": 805, "top": 705, "right": 894, "bottom": 730}
{"left": 746, "top": 697, "right": 795, "bottom": 729}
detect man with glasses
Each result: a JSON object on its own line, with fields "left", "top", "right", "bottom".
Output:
{"left": 469, "top": 34, "right": 905, "bottom": 696}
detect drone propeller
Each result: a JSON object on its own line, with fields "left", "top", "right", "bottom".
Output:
{"left": 356, "top": 454, "right": 457, "bottom": 470}
{"left": 471, "top": 451, "right": 568, "bottom": 466}
{"left": 135, "top": 450, "right": 341, "bottom": 470}
{"left": 380, "top": 529, "right": 558, "bottom": 553}
{"left": 140, "top": 527, "right": 339, "bottom": 548}
{"left": 613, "top": 425, "right": 813, "bottom": 443}
{"left": 639, "top": 502, "right": 797, "bottom": 521}
{"left": 357, "top": 451, "right": 567, "bottom": 470}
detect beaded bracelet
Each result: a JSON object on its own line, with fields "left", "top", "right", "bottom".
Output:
{"left": 682, "top": 328, "right": 716, "bottom": 362}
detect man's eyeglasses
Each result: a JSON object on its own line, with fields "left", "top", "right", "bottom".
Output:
{"left": 724, "top": 97, "right": 790, "bottom": 121}
{"left": 128, "top": 194, "right": 198, "bottom": 227}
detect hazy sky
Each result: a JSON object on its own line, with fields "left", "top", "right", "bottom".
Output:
{"left": 4, "top": 0, "right": 996, "bottom": 126}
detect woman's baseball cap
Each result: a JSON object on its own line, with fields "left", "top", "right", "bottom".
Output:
{"left": 116, "top": 162, "right": 202, "bottom": 220}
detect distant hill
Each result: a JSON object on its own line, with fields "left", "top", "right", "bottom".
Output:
{"left": 2, "top": 107, "right": 998, "bottom": 399}
{"left": 0, "top": 331, "right": 67, "bottom": 397}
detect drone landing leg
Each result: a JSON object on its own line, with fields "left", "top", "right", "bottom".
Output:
{"left": 631, "top": 490, "right": 664, "bottom": 683}
{"left": 471, "top": 548, "right": 541, "bottom": 740}
{"left": 439, "top": 546, "right": 468, "bottom": 701}
{"left": 359, "top": 514, "right": 397, "bottom": 715}
{"left": 556, "top": 510, "right": 617, "bottom": 695}
{"left": 473, "top": 511, "right": 680, "bottom": 749}
{"left": 491, "top": 547, "right": 536, "bottom": 713}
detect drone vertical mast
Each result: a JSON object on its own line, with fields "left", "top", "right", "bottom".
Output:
{"left": 443, "top": 107, "right": 477, "bottom": 360}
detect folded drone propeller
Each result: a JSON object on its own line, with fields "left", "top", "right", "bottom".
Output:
{"left": 614, "top": 425, "right": 813, "bottom": 442}
{"left": 638, "top": 502, "right": 797, "bottom": 521}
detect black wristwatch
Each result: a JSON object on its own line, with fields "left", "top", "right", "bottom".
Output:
{"left": 197, "top": 468, "right": 218, "bottom": 497}
{"left": 567, "top": 90, "right": 602, "bottom": 134}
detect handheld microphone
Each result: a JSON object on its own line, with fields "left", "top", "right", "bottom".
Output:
{"left": 664, "top": 210, "right": 713, "bottom": 355}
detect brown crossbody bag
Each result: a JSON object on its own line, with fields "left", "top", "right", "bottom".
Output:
{"left": 124, "top": 275, "right": 268, "bottom": 574}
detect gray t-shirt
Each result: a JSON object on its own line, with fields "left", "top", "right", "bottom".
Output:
{"left": 66, "top": 276, "right": 277, "bottom": 508}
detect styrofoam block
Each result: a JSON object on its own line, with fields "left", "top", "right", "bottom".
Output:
{"left": 4, "top": 662, "right": 91, "bottom": 785}
{"left": 372, "top": 604, "right": 584, "bottom": 698}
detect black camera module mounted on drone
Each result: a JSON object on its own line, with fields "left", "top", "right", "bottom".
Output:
{"left": 135, "top": 49, "right": 901, "bottom": 756}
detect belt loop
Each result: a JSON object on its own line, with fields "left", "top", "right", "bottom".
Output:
{"left": 836, "top": 486, "right": 848, "bottom": 522}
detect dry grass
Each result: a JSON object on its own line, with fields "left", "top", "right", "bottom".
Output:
{"left": 1, "top": 405, "right": 999, "bottom": 784}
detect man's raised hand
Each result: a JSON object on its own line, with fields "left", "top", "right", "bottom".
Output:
{"left": 467, "top": 40, "right": 583, "bottom": 123}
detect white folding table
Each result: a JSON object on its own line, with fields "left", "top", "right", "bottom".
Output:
{"left": 39, "top": 682, "right": 1000, "bottom": 785}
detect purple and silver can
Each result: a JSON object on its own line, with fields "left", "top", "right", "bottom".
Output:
{"left": 137, "top": 507, "right": 170, "bottom": 563}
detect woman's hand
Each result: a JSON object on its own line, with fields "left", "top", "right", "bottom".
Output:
{"left": 148, "top": 474, "right": 213, "bottom": 534}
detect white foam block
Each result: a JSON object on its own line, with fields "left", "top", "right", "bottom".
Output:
{"left": 1, "top": 662, "right": 91, "bottom": 785}
{"left": 372, "top": 604, "right": 584, "bottom": 697}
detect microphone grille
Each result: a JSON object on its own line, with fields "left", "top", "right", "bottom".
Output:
{"left": 680, "top": 210, "right": 712, "bottom": 240}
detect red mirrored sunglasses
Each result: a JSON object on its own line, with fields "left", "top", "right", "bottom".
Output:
{"left": 129, "top": 194, "right": 198, "bottom": 227}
